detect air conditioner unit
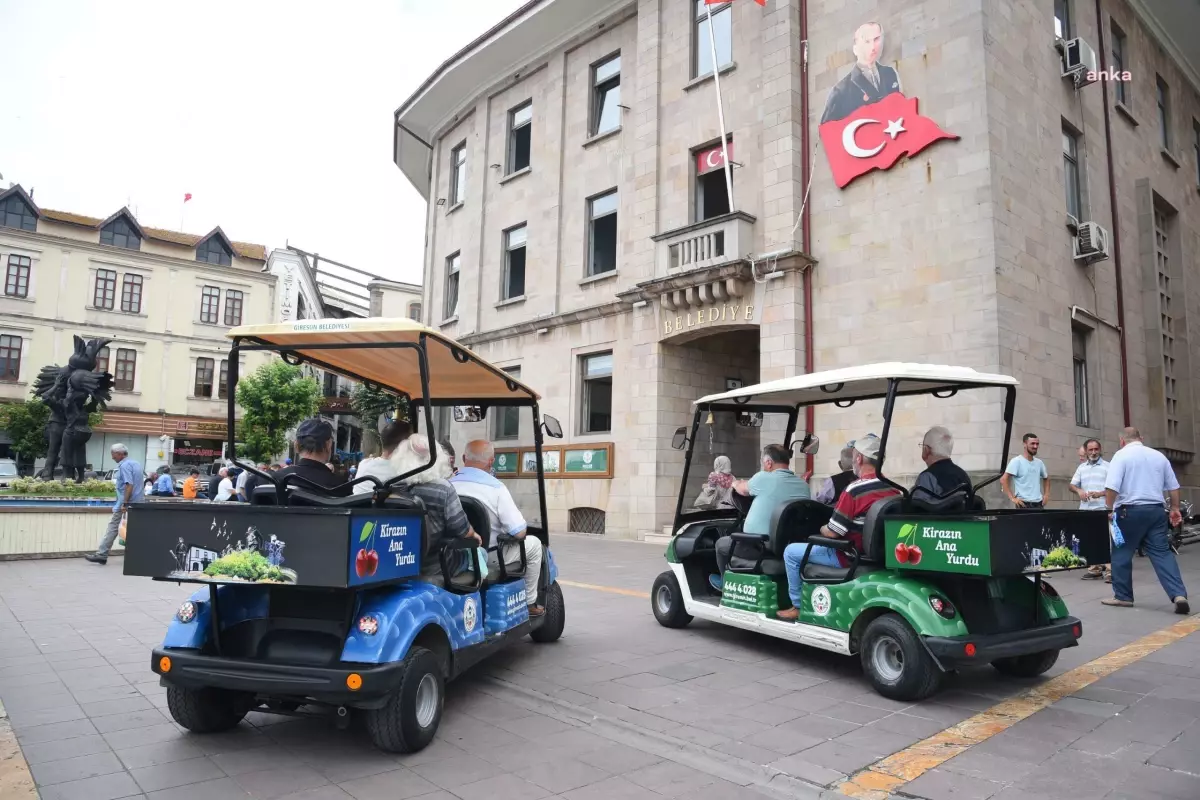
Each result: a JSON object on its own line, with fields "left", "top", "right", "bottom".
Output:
{"left": 1061, "top": 38, "right": 1099, "bottom": 86}
{"left": 1073, "top": 221, "right": 1111, "bottom": 262}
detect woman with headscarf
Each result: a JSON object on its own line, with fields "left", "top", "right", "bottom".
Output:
{"left": 693, "top": 455, "right": 737, "bottom": 510}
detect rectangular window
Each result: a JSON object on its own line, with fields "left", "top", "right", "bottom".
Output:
{"left": 587, "top": 190, "right": 618, "bottom": 276}
{"left": 224, "top": 289, "right": 244, "bottom": 326}
{"left": 1157, "top": 75, "right": 1171, "bottom": 151}
{"left": 580, "top": 352, "right": 613, "bottom": 434}
{"left": 121, "top": 274, "right": 143, "bottom": 313}
{"left": 502, "top": 225, "right": 527, "bottom": 300}
{"left": 0, "top": 196, "right": 37, "bottom": 231}
{"left": 1072, "top": 327, "right": 1090, "bottom": 427}
{"left": 0, "top": 335, "right": 20, "bottom": 382}
{"left": 1111, "top": 21, "right": 1128, "bottom": 106}
{"left": 695, "top": 139, "right": 734, "bottom": 222}
{"left": 694, "top": 1, "right": 732, "bottom": 78}
{"left": 218, "top": 359, "right": 229, "bottom": 399}
{"left": 95, "top": 346, "right": 109, "bottom": 374}
{"left": 99, "top": 218, "right": 140, "bottom": 250}
{"left": 408, "top": 302, "right": 422, "bottom": 321}
{"left": 507, "top": 102, "right": 532, "bottom": 174}
{"left": 200, "top": 286, "right": 220, "bottom": 324}
{"left": 591, "top": 54, "right": 621, "bottom": 136}
{"left": 1063, "top": 126, "right": 1082, "bottom": 220}
{"left": 114, "top": 348, "right": 136, "bottom": 392}
{"left": 194, "top": 357, "right": 215, "bottom": 398}
{"left": 444, "top": 252, "right": 460, "bottom": 319}
{"left": 1155, "top": 205, "right": 1179, "bottom": 438}
{"left": 450, "top": 143, "right": 467, "bottom": 205}
{"left": 1054, "top": 0, "right": 1071, "bottom": 38}
{"left": 494, "top": 366, "right": 522, "bottom": 440}
{"left": 4, "top": 255, "right": 30, "bottom": 298}
{"left": 93, "top": 269, "right": 117, "bottom": 309}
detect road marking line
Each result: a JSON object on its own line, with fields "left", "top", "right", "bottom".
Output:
{"left": 558, "top": 579, "right": 650, "bottom": 599}
{"left": 0, "top": 701, "right": 37, "bottom": 799}
{"left": 837, "top": 614, "right": 1200, "bottom": 799}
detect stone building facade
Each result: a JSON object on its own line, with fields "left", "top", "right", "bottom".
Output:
{"left": 393, "top": 0, "right": 1200, "bottom": 538}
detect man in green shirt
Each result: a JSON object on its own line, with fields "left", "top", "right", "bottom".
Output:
{"left": 710, "top": 444, "right": 811, "bottom": 591}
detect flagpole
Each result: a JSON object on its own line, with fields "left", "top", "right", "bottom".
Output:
{"left": 704, "top": 2, "right": 735, "bottom": 213}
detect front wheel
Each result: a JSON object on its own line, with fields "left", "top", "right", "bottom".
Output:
{"left": 366, "top": 647, "right": 443, "bottom": 753}
{"left": 166, "top": 685, "right": 254, "bottom": 733}
{"left": 991, "top": 649, "right": 1059, "bottom": 678}
{"left": 652, "top": 571, "right": 693, "bottom": 629}
{"left": 530, "top": 582, "right": 565, "bottom": 643}
{"left": 860, "top": 614, "right": 942, "bottom": 701}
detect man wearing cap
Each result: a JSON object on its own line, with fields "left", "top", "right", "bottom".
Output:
{"left": 778, "top": 435, "right": 900, "bottom": 621}
{"left": 274, "top": 418, "right": 351, "bottom": 496}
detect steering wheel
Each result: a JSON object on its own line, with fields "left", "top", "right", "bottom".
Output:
{"left": 730, "top": 490, "right": 754, "bottom": 518}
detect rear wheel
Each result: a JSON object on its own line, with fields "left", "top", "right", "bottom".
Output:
{"left": 652, "top": 571, "right": 693, "bottom": 629}
{"left": 366, "top": 647, "right": 443, "bottom": 753}
{"left": 991, "top": 649, "right": 1059, "bottom": 678}
{"left": 530, "top": 582, "right": 565, "bottom": 643}
{"left": 860, "top": 614, "right": 941, "bottom": 701}
{"left": 166, "top": 685, "right": 254, "bottom": 733}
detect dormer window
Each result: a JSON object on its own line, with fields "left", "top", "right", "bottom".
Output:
{"left": 0, "top": 193, "right": 37, "bottom": 232}
{"left": 197, "top": 234, "right": 233, "bottom": 266}
{"left": 100, "top": 215, "right": 141, "bottom": 250}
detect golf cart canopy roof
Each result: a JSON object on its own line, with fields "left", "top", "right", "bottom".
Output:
{"left": 695, "top": 363, "right": 1019, "bottom": 409}
{"left": 226, "top": 318, "right": 541, "bottom": 403}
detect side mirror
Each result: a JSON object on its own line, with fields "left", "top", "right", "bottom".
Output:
{"left": 452, "top": 405, "right": 484, "bottom": 423}
{"left": 736, "top": 411, "right": 763, "bottom": 428}
{"left": 671, "top": 426, "right": 688, "bottom": 450}
{"left": 796, "top": 433, "right": 820, "bottom": 456}
{"left": 542, "top": 414, "right": 563, "bottom": 439}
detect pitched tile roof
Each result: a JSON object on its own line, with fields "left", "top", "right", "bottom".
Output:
{"left": 39, "top": 208, "right": 267, "bottom": 261}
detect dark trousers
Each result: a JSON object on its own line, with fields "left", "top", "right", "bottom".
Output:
{"left": 1110, "top": 505, "right": 1187, "bottom": 602}
{"left": 715, "top": 536, "right": 733, "bottom": 577}
{"left": 1018, "top": 501, "right": 1044, "bottom": 509}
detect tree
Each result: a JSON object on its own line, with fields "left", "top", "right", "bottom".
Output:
{"left": 235, "top": 361, "right": 321, "bottom": 462}
{"left": 350, "top": 383, "right": 408, "bottom": 456}
{"left": 0, "top": 399, "right": 50, "bottom": 461}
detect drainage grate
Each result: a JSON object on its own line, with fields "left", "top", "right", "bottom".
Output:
{"left": 568, "top": 507, "right": 606, "bottom": 535}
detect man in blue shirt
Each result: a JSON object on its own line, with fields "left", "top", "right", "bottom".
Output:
{"left": 710, "top": 444, "right": 811, "bottom": 591}
{"left": 152, "top": 466, "right": 175, "bottom": 497}
{"left": 86, "top": 443, "right": 145, "bottom": 565}
{"left": 1001, "top": 432, "right": 1049, "bottom": 508}
{"left": 1102, "top": 426, "right": 1189, "bottom": 614}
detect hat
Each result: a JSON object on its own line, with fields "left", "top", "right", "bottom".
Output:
{"left": 295, "top": 418, "right": 334, "bottom": 444}
{"left": 853, "top": 433, "right": 881, "bottom": 460}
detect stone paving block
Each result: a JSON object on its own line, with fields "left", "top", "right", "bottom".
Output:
{"left": 766, "top": 752, "right": 846, "bottom": 788}
{"left": 116, "top": 740, "right": 208, "bottom": 770}
{"left": 939, "top": 749, "right": 1039, "bottom": 783}
{"left": 38, "top": 769, "right": 144, "bottom": 800}
{"left": 575, "top": 740, "right": 665, "bottom": 773}
{"left": 23, "top": 731, "right": 114, "bottom": 764}
{"left": 184, "top": 727, "right": 270, "bottom": 756}
{"left": 623, "top": 760, "right": 719, "bottom": 796}
{"left": 832, "top": 723, "right": 921, "bottom": 756}
{"left": 92, "top": 709, "right": 173, "bottom": 734}
{"left": 6, "top": 702, "right": 89, "bottom": 730}
{"left": 743, "top": 718, "right": 826, "bottom": 755}
{"left": 1110, "top": 763, "right": 1200, "bottom": 799}
{"left": 231, "top": 766, "right": 330, "bottom": 800}
{"left": 336, "top": 768, "right": 440, "bottom": 800}
{"left": 869, "top": 711, "right": 952, "bottom": 739}
{"left": 1011, "top": 749, "right": 1130, "bottom": 796}
{"left": 131, "top": 757, "right": 228, "bottom": 793}
{"left": 789, "top": 740, "right": 882, "bottom": 775}
{"left": 102, "top": 722, "right": 186, "bottom": 751}
{"left": 12, "top": 717, "right": 99, "bottom": 745}
{"left": 561, "top": 774, "right": 665, "bottom": 800}
{"left": 145, "top": 776, "right": 253, "bottom": 799}
{"left": 521, "top": 757, "right": 612, "bottom": 793}
{"left": 269, "top": 788, "right": 352, "bottom": 800}
{"left": 1070, "top": 685, "right": 1145, "bottom": 706}
{"left": 820, "top": 701, "right": 894, "bottom": 725}
{"left": 31, "top": 751, "right": 126, "bottom": 786}
{"left": 455, "top": 772, "right": 553, "bottom": 800}
{"left": 411, "top": 756, "right": 500, "bottom": 790}
{"left": 1148, "top": 734, "right": 1200, "bottom": 774}
{"left": 901, "top": 767, "right": 1006, "bottom": 800}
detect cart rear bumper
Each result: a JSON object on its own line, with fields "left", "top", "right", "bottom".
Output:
{"left": 152, "top": 648, "right": 402, "bottom": 706}
{"left": 923, "top": 616, "right": 1082, "bottom": 668}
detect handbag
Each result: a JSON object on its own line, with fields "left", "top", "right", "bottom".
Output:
{"left": 693, "top": 483, "right": 720, "bottom": 510}
{"left": 117, "top": 511, "right": 129, "bottom": 546}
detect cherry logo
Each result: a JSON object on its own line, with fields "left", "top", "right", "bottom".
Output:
{"left": 356, "top": 521, "right": 380, "bottom": 578}
{"left": 894, "top": 523, "right": 922, "bottom": 566}
{"left": 895, "top": 542, "right": 911, "bottom": 563}
{"left": 907, "top": 545, "right": 923, "bottom": 565}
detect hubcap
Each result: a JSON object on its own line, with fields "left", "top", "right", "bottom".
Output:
{"left": 871, "top": 635, "right": 904, "bottom": 682}
{"left": 656, "top": 585, "right": 674, "bottom": 616}
{"left": 415, "top": 673, "right": 439, "bottom": 728}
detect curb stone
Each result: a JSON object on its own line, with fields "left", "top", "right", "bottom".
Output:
{"left": 0, "top": 699, "right": 38, "bottom": 799}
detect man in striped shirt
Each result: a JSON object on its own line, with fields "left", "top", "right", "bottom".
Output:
{"left": 777, "top": 435, "right": 900, "bottom": 620}
{"left": 1072, "top": 438, "right": 1110, "bottom": 581}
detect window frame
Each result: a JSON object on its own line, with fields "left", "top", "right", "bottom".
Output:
{"left": 1054, "top": 0, "right": 1071, "bottom": 39}
{"left": 502, "top": 224, "right": 528, "bottom": 301}
{"left": 0, "top": 334, "right": 21, "bottom": 382}
{"left": 444, "top": 252, "right": 461, "bottom": 319}
{"left": 693, "top": 0, "right": 733, "bottom": 79}
{"left": 1062, "top": 125, "right": 1082, "bottom": 221}
{"left": 1110, "top": 21, "right": 1128, "bottom": 106}
{"left": 197, "top": 236, "right": 233, "bottom": 266}
{"left": 200, "top": 286, "right": 221, "bottom": 325}
{"left": 507, "top": 101, "right": 533, "bottom": 174}
{"left": 99, "top": 217, "right": 141, "bottom": 250}
{"left": 224, "top": 289, "right": 244, "bottom": 327}
{"left": 114, "top": 348, "right": 137, "bottom": 392}
{"left": 407, "top": 302, "right": 422, "bottom": 322}
{"left": 1156, "top": 74, "right": 1171, "bottom": 151}
{"left": 4, "top": 255, "right": 31, "bottom": 298}
{"left": 93, "top": 269, "right": 117, "bottom": 310}
{"left": 493, "top": 366, "right": 522, "bottom": 440}
{"left": 194, "top": 357, "right": 215, "bottom": 398}
{"left": 1071, "top": 327, "right": 1090, "bottom": 428}
{"left": 590, "top": 53, "right": 622, "bottom": 136}
{"left": 120, "top": 273, "right": 143, "bottom": 314}
{"left": 587, "top": 189, "right": 619, "bottom": 277}
{"left": 95, "top": 346, "right": 110, "bottom": 375}
{"left": 579, "top": 351, "right": 614, "bottom": 435}
{"left": 0, "top": 195, "right": 37, "bottom": 232}
{"left": 449, "top": 142, "right": 468, "bottom": 206}
{"left": 218, "top": 359, "right": 229, "bottom": 399}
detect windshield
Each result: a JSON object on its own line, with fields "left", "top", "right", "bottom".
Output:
{"left": 0, "top": 462, "right": 18, "bottom": 477}
{"left": 681, "top": 411, "right": 794, "bottom": 514}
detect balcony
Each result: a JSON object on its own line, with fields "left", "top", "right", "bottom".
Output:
{"left": 652, "top": 212, "right": 756, "bottom": 277}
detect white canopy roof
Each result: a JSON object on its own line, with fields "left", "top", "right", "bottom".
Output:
{"left": 695, "top": 363, "right": 1018, "bottom": 408}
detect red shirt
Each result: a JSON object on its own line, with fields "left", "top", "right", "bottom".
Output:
{"left": 826, "top": 473, "right": 900, "bottom": 565}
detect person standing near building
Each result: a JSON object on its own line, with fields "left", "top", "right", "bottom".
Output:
{"left": 85, "top": 444, "right": 144, "bottom": 565}
{"left": 1001, "top": 433, "right": 1049, "bottom": 508}
{"left": 1072, "top": 439, "right": 1110, "bottom": 581}
{"left": 1102, "top": 427, "right": 1189, "bottom": 614}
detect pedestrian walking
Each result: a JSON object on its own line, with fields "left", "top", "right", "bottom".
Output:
{"left": 1072, "top": 439, "right": 1110, "bottom": 581}
{"left": 1102, "top": 426, "right": 1190, "bottom": 614}
{"left": 85, "top": 444, "right": 145, "bottom": 565}
{"left": 1001, "top": 432, "right": 1049, "bottom": 508}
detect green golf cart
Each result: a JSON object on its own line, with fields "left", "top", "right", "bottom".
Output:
{"left": 652, "top": 364, "right": 1108, "bottom": 700}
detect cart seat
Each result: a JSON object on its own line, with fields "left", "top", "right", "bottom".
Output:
{"left": 728, "top": 499, "right": 832, "bottom": 577}
{"left": 456, "top": 495, "right": 526, "bottom": 582}
{"left": 803, "top": 562, "right": 877, "bottom": 581}
{"left": 860, "top": 495, "right": 904, "bottom": 563}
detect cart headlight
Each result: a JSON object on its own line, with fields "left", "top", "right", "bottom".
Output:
{"left": 357, "top": 615, "right": 380, "bottom": 636}
{"left": 176, "top": 601, "right": 198, "bottom": 624}
{"left": 928, "top": 595, "right": 956, "bottom": 619}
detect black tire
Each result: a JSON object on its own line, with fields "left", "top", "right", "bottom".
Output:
{"left": 651, "top": 571, "right": 693, "bottom": 629}
{"left": 530, "top": 582, "right": 565, "bottom": 643}
{"left": 366, "top": 647, "right": 444, "bottom": 754}
{"left": 166, "top": 685, "right": 254, "bottom": 733}
{"left": 991, "top": 649, "right": 1059, "bottom": 678}
{"left": 860, "top": 614, "right": 942, "bottom": 701}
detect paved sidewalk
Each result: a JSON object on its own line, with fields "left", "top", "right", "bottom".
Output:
{"left": 1, "top": 535, "right": 1198, "bottom": 800}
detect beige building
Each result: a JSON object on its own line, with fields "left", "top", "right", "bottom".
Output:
{"left": 393, "top": 0, "right": 1200, "bottom": 538}
{"left": 0, "top": 185, "right": 275, "bottom": 472}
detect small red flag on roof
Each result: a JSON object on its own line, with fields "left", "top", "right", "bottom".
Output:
{"left": 183, "top": 193, "right": 193, "bottom": 203}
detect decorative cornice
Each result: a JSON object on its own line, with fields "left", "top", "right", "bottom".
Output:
{"left": 458, "top": 300, "right": 626, "bottom": 346}
{"left": 650, "top": 211, "right": 758, "bottom": 243}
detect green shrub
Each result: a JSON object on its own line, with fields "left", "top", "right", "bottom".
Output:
{"left": 7, "top": 477, "right": 115, "bottom": 497}
{"left": 1041, "top": 546, "right": 1086, "bottom": 569}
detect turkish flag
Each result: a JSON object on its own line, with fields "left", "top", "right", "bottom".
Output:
{"left": 819, "top": 92, "right": 958, "bottom": 188}
{"left": 183, "top": 193, "right": 193, "bottom": 202}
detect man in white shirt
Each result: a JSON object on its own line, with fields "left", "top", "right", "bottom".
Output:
{"left": 450, "top": 440, "right": 544, "bottom": 617}
{"left": 1072, "top": 439, "right": 1110, "bottom": 581}
{"left": 214, "top": 468, "right": 235, "bottom": 502}
{"left": 1103, "top": 427, "right": 1188, "bottom": 614}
